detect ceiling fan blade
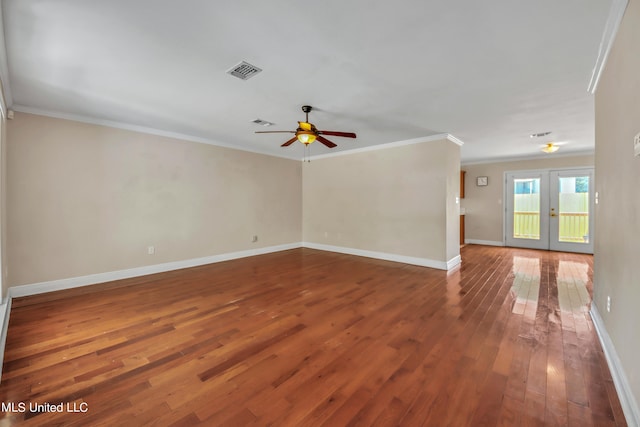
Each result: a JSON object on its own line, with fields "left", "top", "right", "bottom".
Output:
{"left": 255, "top": 130, "right": 295, "bottom": 134}
{"left": 316, "top": 135, "right": 337, "bottom": 148}
{"left": 281, "top": 136, "right": 298, "bottom": 147}
{"left": 318, "top": 130, "right": 357, "bottom": 138}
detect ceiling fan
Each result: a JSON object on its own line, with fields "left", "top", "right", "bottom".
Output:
{"left": 255, "top": 105, "right": 356, "bottom": 148}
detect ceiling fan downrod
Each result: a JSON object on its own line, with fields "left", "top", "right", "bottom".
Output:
{"left": 301, "top": 105, "right": 312, "bottom": 123}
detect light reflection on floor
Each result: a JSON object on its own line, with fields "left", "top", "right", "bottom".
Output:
{"left": 509, "top": 254, "right": 592, "bottom": 316}
{"left": 511, "top": 256, "right": 541, "bottom": 315}
{"left": 445, "top": 270, "right": 463, "bottom": 317}
{"left": 557, "top": 260, "right": 591, "bottom": 314}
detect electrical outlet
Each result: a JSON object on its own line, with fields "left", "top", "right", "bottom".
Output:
{"left": 607, "top": 295, "right": 611, "bottom": 312}
{"left": 634, "top": 132, "right": 640, "bottom": 157}
{"left": 147, "top": 246, "right": 155, "bottom": 255}
{"left": 252, "top": 235, "right": 258, "bottom": 243}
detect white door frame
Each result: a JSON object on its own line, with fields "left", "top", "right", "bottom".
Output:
{"left": 504, "top": 170, "right": 550, "bottom": 250}
{"left": 549, "top": 169, "right": 595, "bottom": 254}
{"left": 503, "top": 167, "right": 595, "bottom": 254}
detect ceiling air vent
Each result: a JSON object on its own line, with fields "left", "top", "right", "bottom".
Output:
{"left": 251, "top": 119, "right": 274, "bottom": 126}
{"left": 226, "top": 61, "right": 262, "bottom": 80}
{"left": 530, "top": 131, "right": 551, "bottom": 138}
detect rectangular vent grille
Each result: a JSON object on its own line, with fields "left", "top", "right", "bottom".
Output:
{"left": 226, "top": 61, "right": 262, "bottom": 80}
{"left": 251, "top": 119, "right": 274, "bottom": 126}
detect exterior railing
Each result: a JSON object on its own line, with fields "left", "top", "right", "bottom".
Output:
{"left": 558, "top": 212, "right": 589, "bottom": 242}
{"left": 513, "top": 211, "right": 540, "bottom": 239}
{"left": 514, "top": 212, "right": 589, "bottom": 242}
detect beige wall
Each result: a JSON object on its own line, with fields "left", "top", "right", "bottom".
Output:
{"left": 0, "top": 114, "right": 6, "bottom": 298}
{"left": 0, "top": 19, "right": 8, "bottom": 300}
{"left": 445, "top": 142, "right": 462, "bottom": 261}
{"left": 461, "top": 155, "right": 594, "bottom": 244}
{"left": 594, "top": 0, "right": 640, "bottom": 412}
{"left": 303, "top": 138, "right": 460, "bottom": 265}
{"left": 7, "top": 112, "right": 302, "bottom": 286}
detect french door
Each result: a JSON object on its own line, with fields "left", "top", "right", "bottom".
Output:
{"left": 505, "top": 169, "right": 594, "bottom": 254}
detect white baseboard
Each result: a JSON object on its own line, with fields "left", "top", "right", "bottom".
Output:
{"left": 464, "top": 239, "right": 504, "bottom": 247}
{"left": 4, "top": 244, "right": 301, "bottom": 382}
{"left": 590, "top": 303, "right": 640, "bottom": 426}
{"left": 447, "top": 255, "right": 462, "bottom": 270}
{"left": 303, "top": 242, "right": 458, "bottom": 271}
{"left": 1, "top": 240, "right": 457, "bottom": 381}
{"left": 8, "top": 242, "right": 302, "bottom": 299}
{"left": 0, "top": 297, "right": 11, "bottom": 383}
{"left": 7, "top": 240, "right": 459, "bottom": 299}
{"left": 7, "top": 240, "right": 465, "bottom": 299}
{"left": 1, "top": 240, "right": 454, "bottom": 381}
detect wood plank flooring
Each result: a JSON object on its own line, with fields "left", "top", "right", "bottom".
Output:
{"left": 0, "top": 245, "right": 627, "bottom": 426}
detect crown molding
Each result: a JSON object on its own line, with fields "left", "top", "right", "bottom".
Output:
{"left": 446, "top": 134, "right": 465, "bottom": 146}
{"left": 10, "top": 105, "right": 296, "bottom": 161}
{"left": 308, "top": 133, "right": 463, "bottom": 161}
{"left": 588, "top": 0, "right": 628, "bottom": 94}
{"left": 12, "top": 106, "right": 467, "bottom": 163}
{"left": 461, "top": 149, "right": 595, "bottom": 166}
{"left": 0, "top": 5, "right": 12, "bottom": 115}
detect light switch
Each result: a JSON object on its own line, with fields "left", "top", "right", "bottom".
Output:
{"left": 634, "top": 132, "right": 640, "bottom": 157}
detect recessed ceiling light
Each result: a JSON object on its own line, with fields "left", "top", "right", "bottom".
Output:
{"left": 530, "top": 131, "right": 552, "bottom": 138}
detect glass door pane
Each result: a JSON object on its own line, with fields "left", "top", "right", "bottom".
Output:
{"left": 557, "top": 176, "right": 590, "bottom": 243}
{"left": 513, "top": 178, "right": 541, "bottom": 240}
{"left": 549, "top": 170, "right": 594, "bottom": 254}
{"left": 505, "top": 172, "right": 549, "bottom": 250}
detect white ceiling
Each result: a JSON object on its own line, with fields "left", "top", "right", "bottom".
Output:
{"left": 1, "top": 0, "right": 612, "bottom": 163}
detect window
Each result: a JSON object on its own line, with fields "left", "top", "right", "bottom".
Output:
{"left": 515, "top": 179, "right": 539, "bottom": 195}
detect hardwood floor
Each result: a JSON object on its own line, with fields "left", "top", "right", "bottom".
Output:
{"left": 0, "top": 245, "right": 627, "bottom": 426}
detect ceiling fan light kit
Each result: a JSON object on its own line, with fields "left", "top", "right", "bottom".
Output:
{"left": 255, "top": 105, "right": 356, "bottom": 149}
{"left": 297, "top": 131, "right": 317, "bottom": 144}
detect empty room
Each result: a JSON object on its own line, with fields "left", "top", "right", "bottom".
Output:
{"left": 0, "top": 0, "right": 638, "bottom": 426}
